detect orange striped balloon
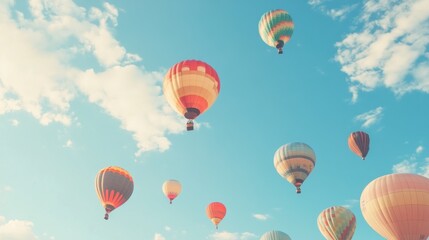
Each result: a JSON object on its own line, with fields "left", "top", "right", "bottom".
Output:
{"left": 163, "top": 60, "right": 220, "bottom": 131}
{"left": 206, "top": 202, "right": 226, "bottom": 229}
{"left": 317, "top": 206, "right": 356, "bottom": 240}
{"left": 95, "top": 166, "right": 134, "bottom": 220}
{"left": 348, "top": 131, "right": 370, "bottom": 160}
{"left": 361, "top": 173, "right": 429, "bottom": 240}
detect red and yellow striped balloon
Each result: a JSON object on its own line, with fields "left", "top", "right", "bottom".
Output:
{"left": 348, "top": 131, "right": 370, "bottom": 160}
{"left": 95, "top": 166, "right": 134, "bottom": 220}
{"left": 163, "top": 60, "right": 220, "bottom": 131}
{"left": 317, "top": 206, "right": 356, "bottom": 240}
{"left": 360, "top": 173, "right": 429, "bottom": 240}
{"left": 206, "top": 202, "right": 226, "bottom": 229}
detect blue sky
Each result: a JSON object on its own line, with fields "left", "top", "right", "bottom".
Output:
{"left": 0, "top": 0, "right": 428, "bottom": 239}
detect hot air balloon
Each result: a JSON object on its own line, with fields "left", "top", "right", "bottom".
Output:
{"left": 360, "top": 173, "right": 429, "bottom": 240}
{"left": 95, "top": 166, "right": 134, "bottom": 220}
{"left": 259, "top": 9, "right": 294, "bottom": 54}
{"left": 273, "top": 142, "right": 316, "bottom": 193}
{"left": 348, "top": 131, "right": 370, "bottom": 160}
{"left": 162, "top": 179, "right": 182, "bottom": 204}
{"left": 163, "top": 60, "right": 221, "bottom": 131}
{"left": 260, "top": 230, "right": 291, "bottom": 240}
{"left": 317, "top": 206, "right": 356, "bottom": 240}
{"left": 206, "top": 202, "right": 226, "bottom": 229}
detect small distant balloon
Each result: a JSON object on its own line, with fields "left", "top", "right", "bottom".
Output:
{"left": 162, "top": 179, "right": 182, "bottom": 204}
{"left": 348, "top": 131, "right": 370, "bottom": 160}
{"left": 259, "top": 9, "right": 294, "bottom": 54}
{"left": 260, "top": 230, "right": 291, "bottom": 240}
{"left": 95, "top": 166, "right": 134, "bottom": 220}
{"left": 163, "top": 59, "right": 221, "bottom": 131}
{"left": 274, "top": 142, "right": 316, "bottom": 193}
{"left": 206, "top": 202, "right": 226, "bottom": 229}
{"left": 317, "top": 206, "right": 356, "bottom": 240}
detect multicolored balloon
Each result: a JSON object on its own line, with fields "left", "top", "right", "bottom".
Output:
{"left": 163, "top": 60, "right": 221, "bottom": 131}
{"left": 360, "top": 173, "right": 429, "bottom": 240}
{"left": 260, "top": 230, "right": 291, "bottom": 240}
{"left": 206, "top": 202, "right": 226, "bottom": 229}
{"left": 348, "top": 131, "right": 370, "bottom": 160}
{"left": 259, "top": 9, "right": 294, "bottom": 54}
{"left": 317, "top": 206, "right": 356, "bottom": 240}
{"left": 274, "top": 142, "right": 316, "bottom": 193}
{"left": 95, "top": 166, "right": 134, "bottom": 220}
{"left": 162, "top": 179, "right": 182, "bottom": 204}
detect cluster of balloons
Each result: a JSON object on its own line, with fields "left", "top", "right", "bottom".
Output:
{"left": 92, "top": 7, "right": 429, "bottom": 240}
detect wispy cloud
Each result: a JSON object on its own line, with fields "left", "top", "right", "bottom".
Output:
{"left": 342, "top": 199, "right": 359, "bottom": 209}
{"left": 0, "top": 217, "right": 37, "bottom": 240}
{"left": 0, "top": 0, "right": 183, "bottom": 155}
{"left": 392, "top": 145, "right": 429, "bottom": 177}
{"left": 63, "top": 139, "right": 73, "bottom": 148}
{"left": 354, "top": 107, "right": 383, "bottom": 128}
{"left": 209, "top": 231, "right": 257, "bottom": 240}
{"left": 252, "top": 213, "right": 269, "bottom": 221}
{"left": 308, "top": 1, "right": 358, "bottom": 21}
{"left": 10, "top": 119, "right": 19, "bottom": 126}
{"left": 164, "top": 226, "right": 171, "bottom": 231}
{"left": 335, "top": 0, "right": 429, "bottom": 102}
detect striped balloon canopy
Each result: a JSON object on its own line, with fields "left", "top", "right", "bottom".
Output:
{"left": 163, "top": 59, "right": 221, "bottom": 131}
{"left": 361, "top": 173, "right": 429, "bottom": 240}
{"left": 95, "top": 166, "right": 134, "bottom": 220}
{"left": 259, "top": 9, "right": 294, "bottom": 54}
{"left": 206, "top": 202, "right": 226, "bottom": 229}
{"left": 274, "top": 142, "right": 316, "bottom": 193}
{"left": 317, "top": 206, "right": 356, "bottom": 240}
{"left": 260, "top": 230, "right": 291, "bottom": 240}
{"left": 348, "top": 131, "right": 370, "bottom": 160}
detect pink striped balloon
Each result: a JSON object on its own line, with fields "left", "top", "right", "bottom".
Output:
{"left": 317, "top": 206, "right": 356, "bottom": 240}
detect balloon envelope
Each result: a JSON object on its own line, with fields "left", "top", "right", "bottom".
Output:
{"left": 274, "top": 142, "right": 316, "bottom": 193}
{"left": 206, "top": 202, "right": 226, "bottom": 229}
{"left": 259, "top": 9, "right": 294, "bottom": 54}
{"left": 260, "top": 230, "right": 291, "bottom": 240}
{"left": 162, "top": 179, "right": 182, "bottom": 204}
{"left": 348, "top": 131, "right": 370, "bottom": 160}
{"left": 317, "top": 206, "right": 356, "bottom": 240}
{"left": 360, "top": 173, "right": 429, "bottom": 240}
{"left": 95, "top": 166, "right": 134, "bottom": 220}
{"left": 163, "top": 59, "right": 220, "bottom": 130}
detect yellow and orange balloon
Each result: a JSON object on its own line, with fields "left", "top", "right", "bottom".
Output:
{"left": 163, "top": 60, "right": 221, "bottom": 131}
{"left": 95, "top": 166, "right": 134, "bottom": 220}
{"left": 317, "top": 206, "right": 356, "bottom": 240}
{"left": 360, "top": 173, "right": 429, "bottom": 240}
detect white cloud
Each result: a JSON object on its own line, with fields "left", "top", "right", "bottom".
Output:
{"left": 354, "top": 107, "right": 383, "bottom": 128}
{"left": 209, "top": 231, "right": 257, "bottom": 240}
{"left": 308, "top": 1, "right": 357, "bottom": 20}
{"left": 154, "top": 233, "right": 165, "bottom": 240}
{"left": 10, "top": 119, "right": 19, "bottom": 126}
{"left": 335, "top": 0, "right": 429, "bottom": 102}
{"left": 0, "top": 218, "right": 37, "bottom": 240}
{"left": 308, "top": 0, "right": 323, "bottom": 7}
{"left": 392, "top": 145, "right": 429, "bottom": 177}
{"left": 164, "top": 226, "right": 171, "bottom": 231}
{"left": 0, "top": 0, "right": 184, "bottom": 154}
{"left": 3, "top": 185, "right": 12, "bottom": 192}
{"left": 63, "top": 139, "right": 73, "bottom": 148}
{"left": 252, "top": 213, "right": 269, "bottom": 221}
{"left": 342, "top": 199, "right": 359, "bottom": 208}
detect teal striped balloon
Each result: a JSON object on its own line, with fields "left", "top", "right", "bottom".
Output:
{"left": 260, "top": 230, "right": 291, "bottom": 240}
{"left": 258, "top": 9, "right": 294, "bottom": 54}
